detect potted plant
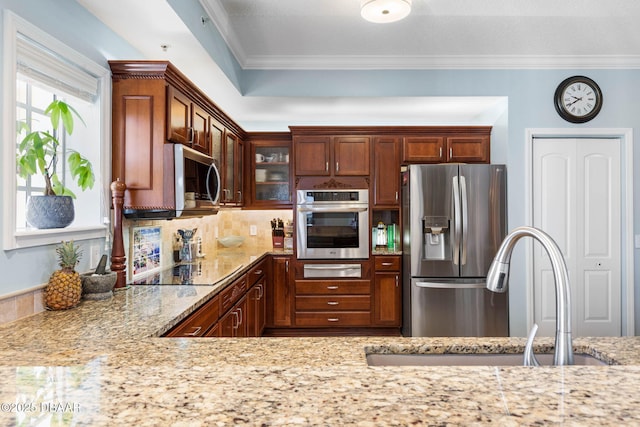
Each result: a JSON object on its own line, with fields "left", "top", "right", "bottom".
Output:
{"left": 17, "top": 100, "right": 95, "bottom": 229}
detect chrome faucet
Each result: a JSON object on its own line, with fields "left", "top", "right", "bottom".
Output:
{"left": 486, "top": 226, "right": 574, "bottom": 366}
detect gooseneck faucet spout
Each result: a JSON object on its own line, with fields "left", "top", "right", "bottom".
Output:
{"left": 486, "top": 226, "right": 574, "bottom": 366}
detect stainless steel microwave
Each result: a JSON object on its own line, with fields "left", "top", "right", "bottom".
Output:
{"left": 124, "top": 144, "right": 221, "bottom": 219}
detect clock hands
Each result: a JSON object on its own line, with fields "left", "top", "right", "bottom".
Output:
{"left": 566, "top": 96, "right": 582, "bottom": 107}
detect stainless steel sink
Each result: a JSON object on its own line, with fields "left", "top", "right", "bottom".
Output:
{"left": 366, "top": 353, "right": 608, "bottom": 366}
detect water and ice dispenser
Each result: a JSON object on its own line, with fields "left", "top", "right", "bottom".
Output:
{"left": 422, "top": 216, "right": 450, "bottom": 260}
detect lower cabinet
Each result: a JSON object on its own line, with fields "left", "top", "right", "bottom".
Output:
{"left": 164, "top": 254, "right": 401, "bottom": 337}
{"left": 268, "top": 255, "right": 293, "bottom": 327}
{"left": 294, "top": 279, "right": 371, "bottom": 327}
{"left": 164, "top": 266, "right": 266, "bottom": 338}
{"left": 373, "top": 256, "right": 402, "bottom": 327}
{"left": 219, "top": 295, "right": 248, "bottom": 337}
{"left": 164, "top": 294, "right": 220, "bottom": 337}
{"left": 247, "top": 278, "right": 267, "bottom": 337}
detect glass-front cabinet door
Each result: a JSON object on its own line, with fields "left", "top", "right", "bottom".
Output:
{"left": 248, "top": 135, "right": 292, "bottom": 208}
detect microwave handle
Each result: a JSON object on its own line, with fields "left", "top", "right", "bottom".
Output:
{"left": 206, "top": 162, "right": 221, "bottom": 205}
{"left": 297, "top": 207, "right": 368, "bottom": 213}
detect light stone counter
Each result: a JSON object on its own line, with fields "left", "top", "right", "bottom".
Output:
{"left": 0, "top": 248, "right": 639, "bottom": 425}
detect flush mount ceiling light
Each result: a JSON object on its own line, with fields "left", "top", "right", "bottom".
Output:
{"left": 361, "top": 0, "right": 412, "bottom": 24}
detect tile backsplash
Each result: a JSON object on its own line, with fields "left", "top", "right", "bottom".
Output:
{"left": 124, "top": 209, "right": 293, "bottom": 282}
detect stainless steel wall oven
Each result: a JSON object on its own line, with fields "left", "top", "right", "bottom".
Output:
{"left": 296, "top": 189, "right": 369, "bottom": 259}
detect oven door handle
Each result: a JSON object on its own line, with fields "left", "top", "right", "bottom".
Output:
{"left": 303, "top": 265, "right": 360, "bottom": 270}
{"left": 297, "top": 207, "right": 368, "bottom": 213}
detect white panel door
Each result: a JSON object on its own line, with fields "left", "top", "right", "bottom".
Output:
{"left": 532, "top": 138, "right": 621, "bottom": 337}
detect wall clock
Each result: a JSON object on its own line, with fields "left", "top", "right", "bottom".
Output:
{"left": 554, "top": 76, "right": 603, "bottom": 123}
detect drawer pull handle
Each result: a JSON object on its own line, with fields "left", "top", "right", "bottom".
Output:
{"left": 327, "top": 301, "right": 339, "bottom": 306}
{"left": 381, "top": 262, "right": 393, "bottom": 266}
{"left": 254, "top": 270, "right": 263, "bottom": 275}
{"left": 327, "top": 318, "right": 340, "bottom": 322}
{"left": 327, "top": 286, "right": 339, "bottom": 290}
{"left": 184, "top": 326, "right": 202, "bottom": 337}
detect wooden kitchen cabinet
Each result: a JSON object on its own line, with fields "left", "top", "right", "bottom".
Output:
{"left": 164, "top": 294, "right": 220, "bottom": 337}
{"left": 294, "top": 134, "right": 370, "bottom": 176}
{"left": 246, "top": 259, "right": 268, "bottom": 337}
{"left": 245, "top": 133, "right": 292, "bottom": 208}
{"left": 167, "top": 86, "right": 210, "bottom": 154}
{"left": 219, "top": 295, "right": 248, "bottom": 337}
{"left": 222, "top": 131, "right": 243, "bottom": 205}
{"left": 109, "top": 61, "right": 245, "bottom": 213}
{"left": 294, "top": 279, "right": 372, "bottom": 327}
{"left": 402, "top": 136, "right": 445, "bottom": 163}
{"left": 373, "top": 256, "right": 402, "bottom": 327}
{"left": 334, "top": 136, "right": 370, "bottom": 175}
{"left": 268, "top": 256, "right": 293, "bottom": 327}
{"left": 372, "top": 136, "right": 401, "bottom": 207}
{"left": 446, "top": 135, "right": 490, "bottom": 163}
{"left": 402, "top": 129, "right": 491, "bottom": 164}
{"left": 294, "top": 136, "right": 331, "bottom": 176}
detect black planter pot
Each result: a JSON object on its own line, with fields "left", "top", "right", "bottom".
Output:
{"left": 26, "top": 195, "right": 75, "bottom": 229}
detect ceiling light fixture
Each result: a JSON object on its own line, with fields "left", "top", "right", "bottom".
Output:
{"left": 361, "top": 0, "right": 412, "bottom": 24}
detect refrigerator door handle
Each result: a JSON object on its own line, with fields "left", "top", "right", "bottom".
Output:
{"left": 414, "top": 281, "right": 486, "bottom": 289}
{"left": 460, "top": 175, "right": 468, "bottom": 265}
{"left": 452, "top": 175, "right": 461, "bottom": 265}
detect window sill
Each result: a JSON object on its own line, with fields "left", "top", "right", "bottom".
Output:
{"left": 6, "top": 225, "right": 108, "bottom": 250}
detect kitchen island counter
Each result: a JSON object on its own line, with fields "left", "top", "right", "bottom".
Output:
{"left": 0, "top": 251, "right": 639, "bottom": 425}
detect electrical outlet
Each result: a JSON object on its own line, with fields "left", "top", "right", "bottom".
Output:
{"left": 90, "top": 243, "right": 102, "bottom": 268}
{"left": 250, "top": 225, "right": 257, "bottom": 236}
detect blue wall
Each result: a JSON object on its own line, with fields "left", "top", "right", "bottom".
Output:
{"left": 0, "top": 0, "right": 141, "bottom": 295}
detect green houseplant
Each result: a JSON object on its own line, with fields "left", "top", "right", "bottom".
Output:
{"left": 17, "top": 100, "right": 95, "bottom": 229}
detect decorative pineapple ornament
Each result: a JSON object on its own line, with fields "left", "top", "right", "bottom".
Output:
{"left": 45, "top": 241, "right": 83, "bottom": 310}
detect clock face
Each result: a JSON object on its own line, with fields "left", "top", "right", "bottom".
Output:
{"left": 554, "top": 76, "right": 603, "bottom": 123}
{"left": 562, "top": 82, "right": 597, "bottom": 117}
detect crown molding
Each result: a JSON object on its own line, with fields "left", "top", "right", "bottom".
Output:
{"left": 241, "top": 54, "right": 640, "bottom": 70}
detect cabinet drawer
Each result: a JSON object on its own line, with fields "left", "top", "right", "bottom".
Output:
{"left": 295, "top": 280, "right": 370, "bottom": 295}
{"left": 220, "top": 275, "right": 247, "bottom": 313}
{"left": 165, "top": 294, "right": 219, "bottom": 337}
{"left": 295, "top": 311, "right": 371, "bottom": 327}
{"left": 248, "top": 259, "right": 267, "bottom": 286}
{"left": 374, "top": 256, "right": 401, "bottom": 271}
{"left": 296, "top": 295, "right": 370, "bottom": 311}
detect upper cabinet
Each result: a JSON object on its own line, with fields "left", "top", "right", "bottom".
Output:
{"left": 245, "top": 133, "right": 292, "bottom": 209}
{"left": 293, "top": 132, "right": 370, "bottom": 177}
{"left": 166, "top": 87, "right": 210, "bottom": 155}
{"left": 222, "top": 131, "right": 243, "bottom": 206}
{"left": 372, "top": 136, "right": 401, "bottom": 207}
{"left": 109, "top": 60, "right": 245, "bottom": 211}
{"left": 402, "top": 127, "right": 491, "bottom": 164}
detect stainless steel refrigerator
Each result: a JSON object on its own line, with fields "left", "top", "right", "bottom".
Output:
{"left": 402, "top": 164, "right": 508, "bottom": 337}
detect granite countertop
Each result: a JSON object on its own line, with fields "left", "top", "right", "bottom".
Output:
{"left": 1, "top": 248, "right": 640, "bottom": 425}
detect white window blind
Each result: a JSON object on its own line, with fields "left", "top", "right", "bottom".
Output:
{"left": 16, "top": 34, "right": 99, "bottom": 103}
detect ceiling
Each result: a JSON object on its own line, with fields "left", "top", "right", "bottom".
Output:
{"left": 76, "top": 0, "right": 640, "bottom": 130}
{"left": 201, "top": 0, "right": 640, "bottom": 70}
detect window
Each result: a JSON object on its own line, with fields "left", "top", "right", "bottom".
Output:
{"left": 2, "top": 11, "right": 111, "bottom": 250}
